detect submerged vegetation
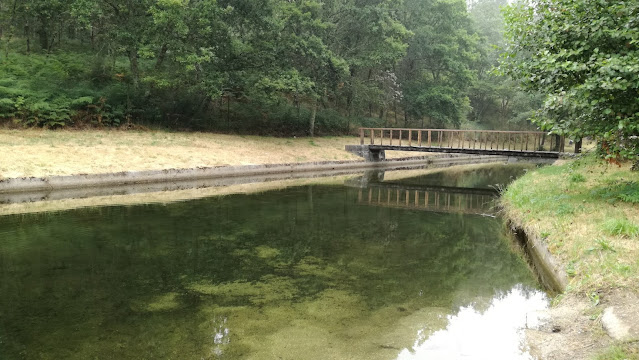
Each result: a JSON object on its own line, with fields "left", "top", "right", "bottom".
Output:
{"left": 0, "top": 181, "right": 538, "bottom": 359}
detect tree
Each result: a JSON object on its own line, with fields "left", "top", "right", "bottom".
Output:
{"left": 398, "top": 0, "right": 479, "bottom": 128}
{"left": 501, "top": 0, "right": 639, "bottom": 159}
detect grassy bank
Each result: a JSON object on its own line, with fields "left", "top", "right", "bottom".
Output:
{"left": 503, "top": 154, "right": 639, "bottom": 293}
{"left": 0, "top": 129, "right": 427, "bottom": 179}
{"left": 502, "top": 154, "right": 639, "bottom": 358}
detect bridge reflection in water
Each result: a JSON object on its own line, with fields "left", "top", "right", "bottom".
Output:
{"left": 356, "top": 182, "right": 498, "bottom": 216}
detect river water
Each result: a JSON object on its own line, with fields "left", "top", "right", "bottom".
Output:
{"left": 0, "top": 163, "right": 548, "bottom": 359}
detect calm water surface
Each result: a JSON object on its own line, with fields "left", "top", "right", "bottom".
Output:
{"left": 0, "top": 164, "right": 547, "bottom": 359}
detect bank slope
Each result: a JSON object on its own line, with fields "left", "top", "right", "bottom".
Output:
{"left": 502, "top": 154, "right": 639, "bottom": 359}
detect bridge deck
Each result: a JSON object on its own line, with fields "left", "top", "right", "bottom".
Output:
{"left": 351, "top": 128, "right": 577, "bottom": 159}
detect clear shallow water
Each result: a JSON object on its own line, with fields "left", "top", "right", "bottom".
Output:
{"left": 0, "top": 163, "right": 546, "bottom": 359}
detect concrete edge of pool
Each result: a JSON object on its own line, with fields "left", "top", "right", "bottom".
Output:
{"left": 0, "top": 154, "right": 521, "bottom": 195}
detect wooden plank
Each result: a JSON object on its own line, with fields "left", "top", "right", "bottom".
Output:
{"left": 418, "top": 130, "right": 422, "bottom": 147}
{"left": 389, "top": 129, "right": 393, "bottom": 146}
{"left": 371, "top": 129, "right": 375, "bottom": 145}
{"left": 428, "top": 130, "right": 432, "bottom": 147}
{"left": 415, "top": 190, "right": 419, "bottom": 206}
{"left": 399, "top": 130, "right": 402, "bottom": 146}
{"left": 425, "top": 192, "right": 429, "bottom": 207}
{"left": 473, "top": 133, "right": 476, "bottom": 149}
{"left": 525, "top": 134, "right": 529, "bottom": 151}
{"left": 408, "top": 130, "right": 412, "bottom": 146}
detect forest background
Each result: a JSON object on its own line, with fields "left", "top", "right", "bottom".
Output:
{"left": 0, "top": 0, "right": 542, "bottom": 136}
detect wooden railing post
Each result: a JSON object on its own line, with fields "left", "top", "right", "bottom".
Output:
{"left": 371, "top": 129, "right": 375, "bottom": 145}
{"left": 418, "top": 130, "right": 422, "bottom": 147}
{"left": 428, "top": 130, "right": 432, "bottom": 147}
{"left": 360, "top": 128, "right": 364, "bottom": 145}
{"left": 408, "top": 130, "right": 412, "bottom": 146}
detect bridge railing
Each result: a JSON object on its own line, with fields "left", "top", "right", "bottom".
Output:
{"left": 357, "top": 187, "right": 495, "bottom": 216}
{"left": 358, "top": 128, "right": 569, "bottom": 153}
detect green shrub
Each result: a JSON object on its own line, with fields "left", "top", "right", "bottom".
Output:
{"left": 593, "top": 181, "right": 639, "bottom": 204}
{"left": 601, "top": 218, "right": 639, "bottom": 238}
{"left": 569, "top": 173, "right": 586, "bottom": 183}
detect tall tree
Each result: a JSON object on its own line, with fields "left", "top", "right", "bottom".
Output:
{"left": 398, "top": 0, "right": 479, "bottom": 128}
{"left": 501, "top": 0, "right": 639, "bottom": 159}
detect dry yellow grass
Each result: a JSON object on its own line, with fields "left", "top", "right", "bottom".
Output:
{"left": 0, "top": 129, "right": 428, "bottom": 178}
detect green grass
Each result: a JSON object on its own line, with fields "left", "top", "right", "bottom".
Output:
{"left": 593, "top": 181, "right": 639, "bottom": 204}
{"left": 595, "top": 345, "right": 639, "bottom": 360}
{"left": 569, "top": 172, "right": 586, "bottom": 183}
{"left": 502, "top": 153, "right": 639, "bottom": 293}
{"left": 601, "top": 218, "right": 639, "bottom": 238}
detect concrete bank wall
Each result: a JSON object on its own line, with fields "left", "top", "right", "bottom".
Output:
{"left": 509, "top": 220, "right": 568, "bottom": 294}
{"left": 0, "top": 154, "right": 509, "bottom": 195}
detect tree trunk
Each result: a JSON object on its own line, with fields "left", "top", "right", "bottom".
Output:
{"left": 574, "top": 138, "right": 583, "bottom": 153}
{"left": 24, "top": 24, "right": 30, "bottom": 54}
{"left": 309, "top": 98, "right": 317, "bottom": 137}
{"left": 155, "top": 44, "right": 168, "bottom": 69}
{"left": 4, "top": 0, "right": 19, "bottom": 59}
{"left": 394, "top": 102, "right": 398, "bottom": 125}
{"left": 128, "top": 48, "right": 140, "bottom": 88}
{"left": 37, "top": 19, "right": 48, "bottom": 50}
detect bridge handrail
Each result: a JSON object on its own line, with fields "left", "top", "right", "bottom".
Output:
{"left": 359, "top": 127, "right": 548, "bottom": 134}
{"left": 357, "top": 127, "right": 570, "bottom": 153}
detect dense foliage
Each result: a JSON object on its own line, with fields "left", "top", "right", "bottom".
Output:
{"left": 0, "top": 0, "right": 537, "bottom": 135}
{"left": 501, "top": 0, "right": 639, "bottom": 159}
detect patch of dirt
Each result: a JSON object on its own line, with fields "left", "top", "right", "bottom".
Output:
{"left": 525, "top": 290, "right": 639, "bottom": 360}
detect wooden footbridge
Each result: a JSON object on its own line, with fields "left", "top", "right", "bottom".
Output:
{"left": 346, "top": 128, "right": 580, "bottom": 161}
{"left": 357, "top": 183, "right": 497, "bottom": 216}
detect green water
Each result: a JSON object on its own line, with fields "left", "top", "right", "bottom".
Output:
{"left": 0, "top": 164, "right": 542, "bottom": 360}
